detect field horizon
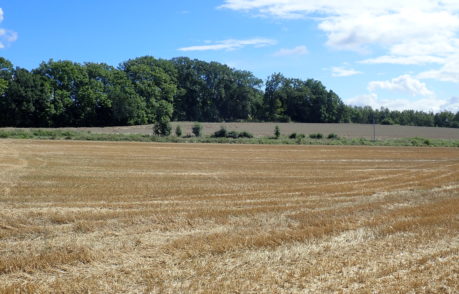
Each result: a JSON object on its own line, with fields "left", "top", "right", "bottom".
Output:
{"left": 2, "top": 122, "right": 459, "bottom": 140}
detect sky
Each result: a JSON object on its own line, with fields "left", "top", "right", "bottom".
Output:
{"left": 1, "top": 0, "right": 459, "bottom": 112}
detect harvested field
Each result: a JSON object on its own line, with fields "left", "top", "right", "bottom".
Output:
{"left": 0, "top": 139, "right": 458, "bottom": 293}
{"left": 3, "top": 122, "right": 459, "bottom": 139}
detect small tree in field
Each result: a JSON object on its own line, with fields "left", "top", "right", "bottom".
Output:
{"left": 175, "top": 125, "right": 182, "bottom": 137}
{"left": 153, "top": 121, "right": 171, "bottom": 136}
{"left": 274, "top": 125, "right": 280, "bottom": 139}
{"left": 212, "top": 126, "right": 227, "bottom": 138}
{"left": 192, "top": 123, "right": 202, "bottom": 137}
{"left": 153, "top": 101, "right": 173, "bottom": 136}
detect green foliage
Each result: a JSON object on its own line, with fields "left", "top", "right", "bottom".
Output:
{"left": 212, "top": 126, "right": 227, "bottom": 138}
{"left": 192, "top": 123, "right": 202, "bottom": 137}
{"left": 263, "top": 73, "right": 345, "bottom": 123}
{"left": 212, "top": 127, "right": 253, "bottom": 139}
{"left": 0, "top": 78, "right": 7, "bottom": 96}
{"left": 274, "top": 125, "right": 280, "bottom": 139}
{"left": 1, "top": 129, "right": 457, "bottom": 148}
{"left": 0, "top": 56, "right": 458, "bottom": 129}
{"left": 327, "top": 133, "right": 339, "bottom": 139}
{"left": 309, "top": 133, "right": 324, "bottom": 139}
{"left": 408, "top": 137, "right": 432, "bottom": 146}
{"left": 175, "top": 125, "right": 182, "bottom": 137}
{"left": 295, "top": 134, "right": 306, "bottom": 144}
{"left": 153, "top": 121, "right": 171, "bottom": 136}
{"left": 153, "top": 101, "right": 173, "bottom": 136}
{"left": 380, "top": 118, "right": 395, "bottom": 125}
{"left": 238, "top": 131, "right": 253, "bottom": 138}
{"left": 171, "top": 57, "right": 263, "bottom": 122}
{"left": 289, "top": 133, "right": 297, "bottom": 139}
{"left": 227, "top": 130, "right": 239, "bottom": 138}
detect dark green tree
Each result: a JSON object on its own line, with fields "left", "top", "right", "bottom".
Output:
{"left": 120, "top": 56, "right": 176, "bottom": 124}
{"left": 192, "top": 123, "right": 202, "bottom": 137}
{"left": 274, "top": 125, "right": 280, "bottom": 139}
{"left": 175, "top": 125, "right": 182, "bottom": 137}
{"left": 2, "top": 68, "right": 54, "bottom": 127}
{"left": 153, "top": 100, "right": 173, "bottom": 136}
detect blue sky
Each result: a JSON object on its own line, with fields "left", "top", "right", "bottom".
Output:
{"left": 1, "top": 0, "right": 459, "bottom": 112}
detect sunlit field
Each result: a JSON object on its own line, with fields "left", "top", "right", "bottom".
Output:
{"left": 0, "top": 139, "right": 458, "bottom": 293}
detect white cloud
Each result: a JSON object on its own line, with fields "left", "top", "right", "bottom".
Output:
{"left": 0, "top": 8, "right": 17, "bottom": 49}
{"left": 417, "top": 55, "right": 459, "bottom": 83}
{"left": 445, "top": 97, "right": 459, "bottom": 112}
{"left": 273, "top": 45, "right": 308, "bottom": 56}
{"left": 345, "top": 93, "right": 455, "bottom": 112}
{"left": 331, "top": 66, "right": 361, "bottom": 77}
{"left": 178, "top": 38, "right": 276, "bottom": 51}
{"left": 220, "top": 1, "right": 459, "bottom": 82}
{"left": 221, "top": 1, "right": 459, "bottom": 49}
{"left": 360, "top": 55, "right": 445, "bottom": 65}
{"left": 368, "top": 75, "right": 434, "bottom": 96}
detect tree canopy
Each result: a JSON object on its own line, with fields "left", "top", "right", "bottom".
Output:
{"left": 0, "top": 56, "right": 458, "bottom": 128}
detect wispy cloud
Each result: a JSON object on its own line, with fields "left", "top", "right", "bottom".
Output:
{"left": 0, "top": 8, "right": 18, "bottom": 48}
{"left": 331, "top": 66, "right": 361, "bottom": 77}
{"left": 273, "top": 45, "right": 308, "bottom": 56}
{"left": 368, "top": 75, "right": 434, "bottom": 97}
{"left": 178, "top": 38, "right": 276, "bottom": 52}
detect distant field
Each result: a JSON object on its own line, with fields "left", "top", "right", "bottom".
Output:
{"left": 1, "top": 139, "right": 458, "bottom": 293}
{"left": 4, "top": 122, "right": 457, "bottom": 140}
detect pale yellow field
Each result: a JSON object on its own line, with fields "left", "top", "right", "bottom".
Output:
{"left": 0, "top": 139, "right": 458, "bottom": 293}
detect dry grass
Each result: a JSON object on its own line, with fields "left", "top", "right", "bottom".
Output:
{"left": 0, "top": 139, "right": 458, "bottom": 293}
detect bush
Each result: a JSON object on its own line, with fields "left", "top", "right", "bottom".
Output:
{"left": 213, "top": 126, "right": 227, "bottom": 138}
{"left": 381, "top": 118, "right": 395, "bottom": 125}
{"left": 175, "top": 125, "right": 182, "bottom": 137}
{"left": 309, "top": 133, "right": 323, "bottom": 139}
{"left": 327, "top": 133, "right": 339, "bottom": 139}
{"left": 289, "top": 133, "right": 297, "bottom": 139}
{"left": 212, "top": 127, "right": 253, "bottom": 139}
{"left": 153, "top": 121, "right": 171, "bottom": 136}
{"left": 238, "top": 131, "right": 253, "bottom": 138}
{"left": 227, "top": 130, "right": 239, "bottom": 138}
{"left": 192, "top": 123, "right": 202, "bottom": 137}
{"left": 295, "top": 134, "right": 306, "bottom": 144}
{"left": 274, "top": 125, "right": 280, "bottom": 139}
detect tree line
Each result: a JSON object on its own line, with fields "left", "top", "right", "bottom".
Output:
{"left": 1, "top": 56, "right": 458, "bottom": 130}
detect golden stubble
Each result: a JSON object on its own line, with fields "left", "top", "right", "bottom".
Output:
{"left": 0, "top": 139, "right": 458, "bottom": 293}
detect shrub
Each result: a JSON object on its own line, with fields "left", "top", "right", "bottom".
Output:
{"left": 213, "top": 126, "right": 227, "bottom": 138}
{"left": 153, "top": 121, "right": 171, "bottom": 136}
{"left": 289, "top": 133, "right": 297, "bottom": 139}
{"left": 309, "top": 133, "right": 323, "bottom": 139}
{"left": 227, "top": 130, "right": 239, "bottom": 138}
{"left": 295, "top": 134, "right": 306, "bottom": 144}
{"left": 192, "top": 123, "right": 202, "bottom": 137}
{"left": 381, "top": 118, "right": 395, "bottom": 125}
{"left": 175, "top": 125, "right": 182, "bottom": 137}
{"left": 274, "top": 125, "right": 280, "bottom": 139}
{"left": 238, "top": 131, "right": 253, "bottom": 138}
{"left": 327, "top": 133, "right": 339, "bottom": 139}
